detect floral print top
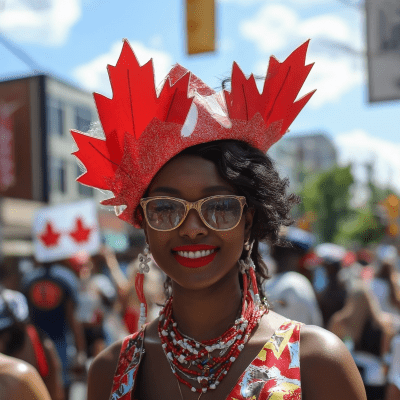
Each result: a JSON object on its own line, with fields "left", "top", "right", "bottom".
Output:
{"left": 109, "top": 320, "right": 302, "bottom": 400}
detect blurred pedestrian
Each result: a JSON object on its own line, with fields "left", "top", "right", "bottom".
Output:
{"left": 0, "top": 282, "right": 64, "bottom": 400}
{"left": 329, "top": 282, "right": 395, "bottom": 400}
{"left": 315, "top": 244, "right": 348, "bottom": 328}
{"left": 69, "top": 251, "right": 117, "bottom": 359}
{"left": 20, "top": 260, "right": 86, "bottom": 397}
{"left": 266, "top": 226, "right": 323, "bottom": 326}
{"left": 0, "top": 353, "right": 52, "bottom": 400}
{"left": 371, "top": 245, "right": 400, "bottom": 316}
{"left": 385, "top": 334, "right": 400, "bottom": 400}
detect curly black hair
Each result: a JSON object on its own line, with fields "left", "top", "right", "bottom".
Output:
{"left": 161, "top": 139, "right": 299, "bottom": 300}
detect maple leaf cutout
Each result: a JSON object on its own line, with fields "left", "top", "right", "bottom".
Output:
{"left": 69, "top": 217, "right": 92, "bottom": 244}
{"left": 39, "top": 222, "right": 61, "bottom": 248}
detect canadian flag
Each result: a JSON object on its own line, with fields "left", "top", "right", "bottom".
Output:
{"left": 33, "top": 200, "right": 101, "bottom": 263}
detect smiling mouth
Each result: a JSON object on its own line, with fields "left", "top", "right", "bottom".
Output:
{"left": 176, "top": 249, "right": 216, "bottom": 259}
{"left": 172, "top": 245, "right": 219, "bottom": 268}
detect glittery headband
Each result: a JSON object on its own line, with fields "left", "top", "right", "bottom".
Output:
{"left": 71, "top": 40, "right": 315, "bottom": 228}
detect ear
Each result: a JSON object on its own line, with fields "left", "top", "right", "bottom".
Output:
{"left": 142, "top": 221, "right": 149, "bottom": 245}
{"left": 244, "top": 207, "right": 255, "bottom": 241}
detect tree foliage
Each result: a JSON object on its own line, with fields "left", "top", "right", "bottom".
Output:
{"left": 299, "top": 165, "right": 354, "bottom": 243}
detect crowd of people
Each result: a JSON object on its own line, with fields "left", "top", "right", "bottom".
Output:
{"left": 1, "top": 230, "right": 400, "bottom": 399}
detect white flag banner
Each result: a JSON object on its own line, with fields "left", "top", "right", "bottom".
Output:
{"left": 33, "top": 200, "right": 101, "bottom": 263}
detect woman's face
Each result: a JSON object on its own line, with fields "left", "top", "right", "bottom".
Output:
{"left": 143, "top": 155, "right": 254, "bottom": 292}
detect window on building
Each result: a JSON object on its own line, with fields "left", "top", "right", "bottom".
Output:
{"left": 51, "top": 158, "right": 66, "bottom": 193}
{"left": 75, "top": 106, "right": 92, "bottom": 132}
{"left": 47, "top": 98, "right": 64, "bottom": 136}
{"left": 77, "top": 165, "right": 94, "bottom": 197}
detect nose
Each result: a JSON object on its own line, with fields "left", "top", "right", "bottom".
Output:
{"left": 178, "top": 209, "right": 208, "bottom": 239}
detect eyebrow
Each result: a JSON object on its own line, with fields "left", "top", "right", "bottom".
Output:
{"left": 150, "top": 185, "right": 236, "bottom": 196}
{"left": 202, "top": 185, "right": 236, "bottom": 194}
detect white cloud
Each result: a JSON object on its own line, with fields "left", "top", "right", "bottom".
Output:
{"left": 240, "top": 4, "right": 364, "bottom": 108}
{"left": 219, "top": 0, "right": 329, "bottom": 6}
{"left": 335, "top": 129, "right": 400, "bottom": 193}
{"left": 0, "top": 0, "right": 81, "bottom": 46}
{"left": 73, "top": 40, "right": 173, "bottom": 97}
{"left": 240, "top": 4, "right": 355, "bottom": 54}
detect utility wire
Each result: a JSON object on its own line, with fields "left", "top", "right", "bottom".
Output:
{"left": 0, "top": 33, "right": 42, "bottom": 72}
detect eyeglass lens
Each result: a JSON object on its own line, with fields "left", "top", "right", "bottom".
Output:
{"left": 145, "top": 197, "right": 242, "bottom": 231}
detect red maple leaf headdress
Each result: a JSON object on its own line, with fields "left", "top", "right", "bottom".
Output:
{"left": 71, "top": 40, "right": 315, "bottom": 228}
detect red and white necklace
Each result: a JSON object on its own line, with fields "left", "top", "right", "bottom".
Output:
{"left": 157, "top": 287, "right": 267, "bottom": 395}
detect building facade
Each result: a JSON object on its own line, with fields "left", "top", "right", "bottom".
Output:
{"left": 269, "top": 132, "right": 337, "bottom": 192}
{"left": 0, "top": 74, "right": 124, "bottom": 254}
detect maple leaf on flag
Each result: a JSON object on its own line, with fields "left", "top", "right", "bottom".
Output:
{"left": 39, "top": 222, "right": 61, "bottom": 248}
{"left": 69, "top": 217, "right": 92, "bottom": 244}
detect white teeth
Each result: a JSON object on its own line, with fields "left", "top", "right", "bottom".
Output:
{"left": 177, "top": 249, "right": 215, "bottom": 259}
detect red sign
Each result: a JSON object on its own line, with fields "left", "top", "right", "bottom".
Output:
{"left": 0, "top": 102, "right": 19, "bottom": 191}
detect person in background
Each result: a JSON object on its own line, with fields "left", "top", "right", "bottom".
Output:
{"left": 101, "top": 245, "right": 164, "bottom": 334}
{"left": 69, "top": 251, "right": 117, "bottom": 359}
{"left": 0, "top": 353, "right": 52, "bottom": 400}
{"left": 371, "top": 245, "right": 400, "bottom": 317}
{"left": 315, "top": 244, "right": 348, "bottom": 328}
{"left": 329, "top": 278, "right": 396, "bottom": 400}
{"left": 21, "top": 259, "right": 86, "bottom": 397}
{"left": 265, "top": 226, "right": 323, "bottom": 326}
{"left": 386, "top": 333, "right": 400, "bottom": 400}
{"left": 0, "top": 260, "right": 65, "bottom": 400}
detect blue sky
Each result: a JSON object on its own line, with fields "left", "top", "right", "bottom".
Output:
{"left": 1, "top": 0, "right": 399, "bottom": 192}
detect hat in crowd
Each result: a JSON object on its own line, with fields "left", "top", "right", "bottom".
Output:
{"left": 0, "top": 288, "right": 29, "bottom": 331}
{"left": 280, "top": 226, "right": 316, "bottom": 251}
{"left": 315, "top": 243, "right": 346, "bottom": 264}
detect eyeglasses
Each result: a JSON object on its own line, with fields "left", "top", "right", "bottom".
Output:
{"left": 140, "top": 195, "right": 247, "bottom": 232}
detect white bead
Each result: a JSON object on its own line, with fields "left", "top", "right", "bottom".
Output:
{"left": 205, "top": 346, "right": 212, "bottom": 352}
{"left": 162, "top": 343, "right": 167, "bottom": 348}
{"left": 210, "top": 384, "right": 216, "bottom": 390}
{"left": 178, "top": 355, "right": 185, "bottom": 363}
{"left": 191, "top": 387, "right": 196, "bottom": 392}
{"left": 173, "top": 322, "right": 177, "bottom": 327}
{"left": 202, "top": 388, "right": 207, "bottom": 393}
{"left": 238, "top": 344, "right": 244, "bottom": 351}
{"left": 167, "top": 352, "right": 173, "bottom": 360}
{"left": 162, "top": 330, "right": 168, "bottom": 336}
{"left": 230, "top": 357, "right": 236, "bottom": 362}
{"left": 215, "top": 381, "right": 220, "bottom": 386}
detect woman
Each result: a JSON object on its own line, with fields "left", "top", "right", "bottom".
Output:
{"left": 72, "top": 40, "right": 366, "bottom": 400}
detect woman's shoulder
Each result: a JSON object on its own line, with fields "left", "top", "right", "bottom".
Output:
{"left": 299, "top": 325, "right": 367, "bottom": 400}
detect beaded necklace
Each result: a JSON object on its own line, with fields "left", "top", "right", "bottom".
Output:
{"left": 157, "top": 290, "right": 267, "bottom": 395}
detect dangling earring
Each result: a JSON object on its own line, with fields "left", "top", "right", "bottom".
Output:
{"left": 135, "top": 243, "right": 151, "bottom": 328}
{"left": 239, "top": 240, "right": 261, "bottom": 306}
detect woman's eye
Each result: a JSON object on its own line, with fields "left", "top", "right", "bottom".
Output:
{"left": 214, "top": 202, "right": 229, "bottom": 211}
{"left": 154, "top": 204, "right": 174, "bottom": 213}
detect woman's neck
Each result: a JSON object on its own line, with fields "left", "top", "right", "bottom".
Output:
{"left": 170, "top": 268, "right": 242, "bottom": 342}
